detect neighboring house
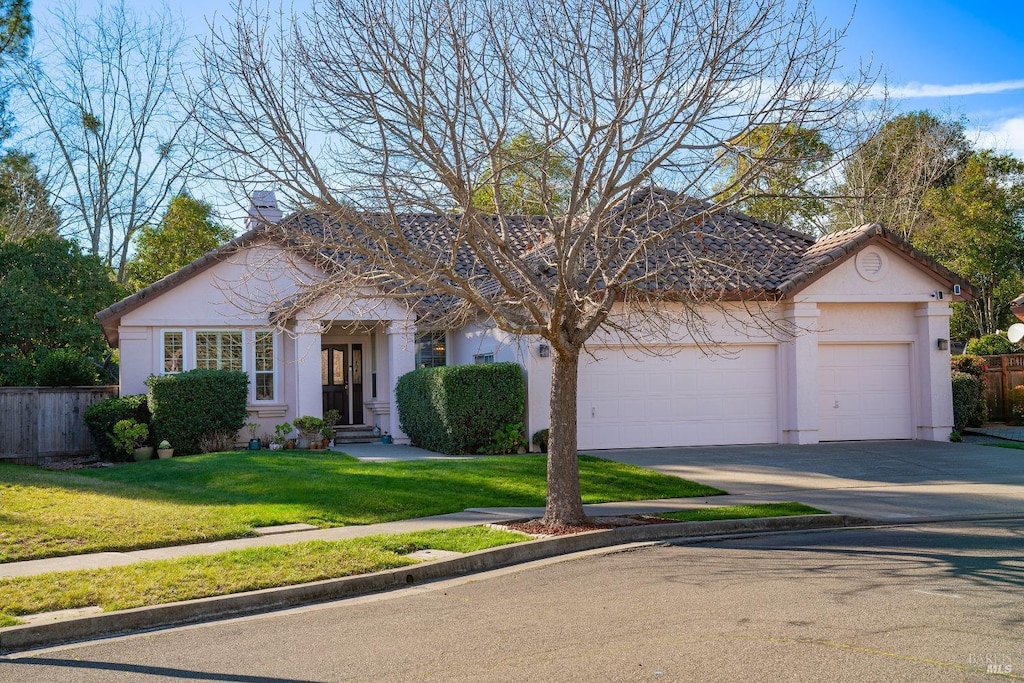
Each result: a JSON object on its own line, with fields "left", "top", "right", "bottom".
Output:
{"left": 96, "top": 191, "right": 973, "bottom": 449}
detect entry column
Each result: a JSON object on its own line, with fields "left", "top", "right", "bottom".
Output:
{"left": 386, "top": 320, "right": 417, "bottom": 444}
{"left": 781, "top": 302, "right": 820, "bottom": 444}
{"left": 915, "top": 301, "right": 954, "bottom": 440}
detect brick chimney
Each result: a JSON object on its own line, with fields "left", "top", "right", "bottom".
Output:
{"left": 245, "top": 190, "right": 283, "bottom": 231}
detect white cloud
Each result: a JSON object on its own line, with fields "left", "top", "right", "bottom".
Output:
{"left": 970, "top": 117, "right": 1024, "bottom": 158}
{"left": 870, "top": 79, "right": 1024, "bottom": 99}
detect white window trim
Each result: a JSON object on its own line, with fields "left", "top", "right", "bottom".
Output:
{"left": 252, "top": 329, "right": 278, "bottom": 403}
{"left": 473, "top": 352, "right": 495, "bottom": 364}
{"left": 194, "top": 329, "right": 246, "bottom": 373}
{"left": 160, "top": 329, "right": 187, "bottom": 375}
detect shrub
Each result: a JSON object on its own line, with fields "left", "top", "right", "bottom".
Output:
{"left": 964, "top": 334, "right": 1023, "bottom": 356}
{"left": 396, "top": 362, "right": 526, "bottom": 454}
{"left": 111, "top": 419, "right": 149, "bottom": 456}
{"left": 197, "top": 429, "right": 240, "bottom": 454}
{"left": 293, "top": 415, "right": 325, "bottom": 440}
{"left": 532, "top": 428, "right": 549, "bottom": 452}
{"left": 480, "top": 422, "right": 528, "bottom": 454}
{"left": 84, "top": 394, "right": 151, "bottom": 461}
{"left": 951, "top": 370, "right": 985, "bottom": 431}
{"left": 950, "top": 354, "right": 988, "bottom": 379}
{"left": 146, "top": 369, "right": 248, "bottom": 456}
{"left": 36, "top": 348, "right": 99, "bottom": 387}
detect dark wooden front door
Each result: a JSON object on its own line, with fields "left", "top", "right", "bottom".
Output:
{"left": 322, "top": 345, "right": 349, "bottom": 425}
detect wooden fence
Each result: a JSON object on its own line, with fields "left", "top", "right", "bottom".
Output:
{"left": 980, "top": 355, "right": 1024, "bottom": 421}
{"left": 0, "top": 386, "right": 118, "bottom": 461}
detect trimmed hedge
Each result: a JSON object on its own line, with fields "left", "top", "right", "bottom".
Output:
{"left": 146, "top": 370, "right": 249, "bottom": 456}
{"left": 950, "top": 354, "right": 987, "bottom": 378}
{"left": 396, "top": 362, "right": 526, "bottom": 454}
{"left": 83, "top": 394, "right": 151, "bottom": 461}
{"left": 951, "top": 370, "right": 985, "bottom": 431}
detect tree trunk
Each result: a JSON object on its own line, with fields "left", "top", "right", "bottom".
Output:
{"left": 542, "top": 346, "right": 587, "bottom": 527}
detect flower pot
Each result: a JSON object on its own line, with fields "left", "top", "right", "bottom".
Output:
{"left": 285, "top": 440, "right": 295, "bottom": 450}
{"left": 381, "top": 434, "right": 393, "bottom": 444}
{"left": 133, "top": 446, "right": 154, "bottom": 461}
{"left": 157, "top": 448, "right": 174, "bottom": 459}
{"left": 297, "top": 437, "right": 311, "bottom": 449}
{"left": 248, "top": 438, "right": 262, "bottom": 451}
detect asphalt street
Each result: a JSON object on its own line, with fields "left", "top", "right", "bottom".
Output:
{"left": 2, "top": 519, "right": 1021, "bottom": 682}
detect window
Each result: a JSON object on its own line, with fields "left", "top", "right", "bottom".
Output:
{"left": 473, "top": 353, "right": 494, "bottom": 364}
{"left": 254, "top": 331, "right": 275, "bottom": 401}
{"left": 415, "top": 331, "right": 446, "bottom": 368}
{"left": 162, "top": 331, "right": 184, "bottom": 374}
{"left": 195, "top": 331, "right": 243, "bottom": 371}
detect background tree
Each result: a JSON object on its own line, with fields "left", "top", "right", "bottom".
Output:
{"left": 832, "top": 111, "right": 972, "bottom": 237}
{"left": 913, "top": 151, "right": 1024, "bottom": 337}
{"left": 0, "top": 233, "right": 122, "bottom": 385}
{"left": 15, "top": 0, "right": 196, "bottom": 281}
{"left": 125, "top": 193, "right": 234, "bottom": 292}
{"left": 716, "top": 123, "right": 832, "bottom": 231}
{"left": 0, "top": 150, "right": 59, "bottom": 239}
{"left": 0, "top": 0, "right": 31, "bottom": 141}
{"left": 472, "top": 132, "right": 574, "bottom": 215}
{"left": 197, "top": 0, "right": 873, "bottom": 527}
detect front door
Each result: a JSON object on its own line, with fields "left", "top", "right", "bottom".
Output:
{"left": 322, "top": 345, "right": 349, "bottom": 425}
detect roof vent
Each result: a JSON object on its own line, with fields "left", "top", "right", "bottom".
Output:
{"left": 855, "top": 247, "right": 888, "bottom": 282}
{"left": 246, "top": 190, "right": 283, "bottom": 231}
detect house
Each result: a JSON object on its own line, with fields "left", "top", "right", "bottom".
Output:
{"left": 96, "top": 191, "right": 973, "bottom": 449}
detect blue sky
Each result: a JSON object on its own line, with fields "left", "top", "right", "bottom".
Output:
{"left": 30, "top": 0, "right": 1021, "bottom": 156}
{"left": 24, "top": 0, "right": 1024, "bottom": 211}
{"left": 819, "top": 0, "right": 1024, "bottom": 155}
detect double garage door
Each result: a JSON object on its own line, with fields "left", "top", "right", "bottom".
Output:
{"left": 576, "top": 343, "right": 914, "bottom": 450}
{"left": 576, "top": 346, "right": 779, "bottom": 450}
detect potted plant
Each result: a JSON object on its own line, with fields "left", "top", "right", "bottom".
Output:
{"left": 113, "top": 418, "right": 152, "bottom": 461}
{"left": 271, "top": 422, "right": 292, "bottom": 451}
{"left": 322, "top": 409, "right": 340, "bottom": 447}
{"left": 245, "top": 422, "right": 262, "bottom": 450}
{"left": 320, "top": 425, "right": 334, "bottom": 448}
{"left": 157, "top": 439, "right": 174, "bottom": 459}
{"left": 292, "top": 415, "right": 325, "bottom": 449}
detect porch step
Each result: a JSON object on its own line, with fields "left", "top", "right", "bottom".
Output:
{"left": 333, "top": 425, "right": 378, "bottom": 444}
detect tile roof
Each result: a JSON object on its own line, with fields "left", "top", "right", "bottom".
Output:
{"left": 97, "top": 189, "right": 976, "bottom": 342}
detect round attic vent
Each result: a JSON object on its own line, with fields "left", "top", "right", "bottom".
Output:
{"left": 855, "top": 247, "right": 888, "bottom": 282}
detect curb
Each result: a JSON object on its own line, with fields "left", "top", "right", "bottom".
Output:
{"left": 0, "top": 514, "right": 852, "bottom": 654}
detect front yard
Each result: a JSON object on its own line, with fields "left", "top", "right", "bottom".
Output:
{"left": 0, "top": 451, "right": 723, "bottom": 563}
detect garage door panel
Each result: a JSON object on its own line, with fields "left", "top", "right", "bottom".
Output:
{"left": 818, "top": 344, "right": 912, "bottom": 441}
{"left": 577, "top": 346, "right": 778, "bottom": 450}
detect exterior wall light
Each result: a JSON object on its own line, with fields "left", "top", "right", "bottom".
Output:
{"left": 538, "top": 343, "right": 551, "bottom": 358}
{"left": 937, "top": 338, "right": 949, "bottom": 350}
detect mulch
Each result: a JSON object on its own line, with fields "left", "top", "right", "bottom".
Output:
{"left": 498, "top": 515, "right": 677, "bottom": 536}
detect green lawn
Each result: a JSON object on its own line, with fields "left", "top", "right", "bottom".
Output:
{"left": 983, "top": 442, "right": 1024, "bottom": 450}
{"left": 0, "top": 451, "right": 723, "bottom": 562}
{"left": 0, "top": 527, "right": 529, "bottom": 626}
{"left": 656, "top": 502, "right": 828, "bottom": 522}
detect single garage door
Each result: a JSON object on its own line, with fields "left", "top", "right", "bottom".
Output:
{"left": 576, "top": 345, "right": 778, "bottom": 450}
{"left": 817, "top": 344, "right": 913, "bottom": 441}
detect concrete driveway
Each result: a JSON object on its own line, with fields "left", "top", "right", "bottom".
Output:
{"left": 593, "top": 439, "right": 1024, "bottom": 521}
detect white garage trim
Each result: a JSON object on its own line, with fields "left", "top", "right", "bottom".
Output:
{"left": 817, "top": 343, "right": 914, "bottom": 441}
{"left": 576, "top": 345, "right": 779, "bottom": 450}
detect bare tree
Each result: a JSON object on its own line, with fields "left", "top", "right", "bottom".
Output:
{"left": 196, "top": 0, "right": 874, "bottom": 527}
{"left": 829, "top": 111, "right": 972, "bottom": 239}
{"left": 15, "top": 0, "right": 196, "bottom": 280}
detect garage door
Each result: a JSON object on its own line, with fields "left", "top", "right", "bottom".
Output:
{"left": 576, "top": 346, "right": 778, "bottom": 450}
{"left": 817, "top": 344, "right": 913, "bottom": 441}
